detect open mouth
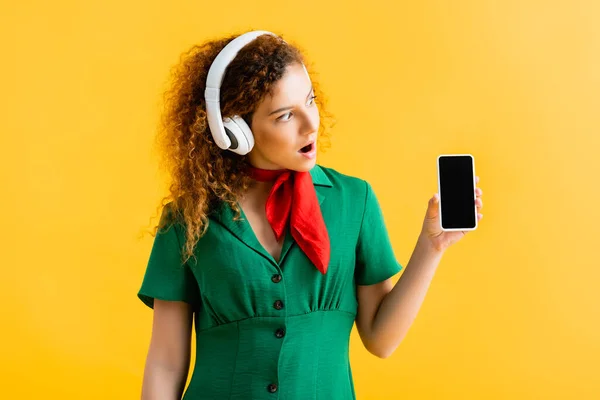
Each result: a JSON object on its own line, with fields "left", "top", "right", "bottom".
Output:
{"left": 299, "top": 142, "right": 314, "bottom": 153}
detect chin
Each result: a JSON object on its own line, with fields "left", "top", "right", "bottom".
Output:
{"left": 291, "top": 156, "right": 317, "bottom": 172}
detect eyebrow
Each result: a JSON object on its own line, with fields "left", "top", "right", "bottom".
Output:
{"left": 268, "top": 86, "right": 314, "bottom": 116}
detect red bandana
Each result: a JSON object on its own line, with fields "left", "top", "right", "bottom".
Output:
{"left": 247, "top": 166, "right": 330, "bottom": 274}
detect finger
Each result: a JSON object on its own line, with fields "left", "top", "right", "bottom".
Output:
{"left": 476, "top": 176, "right": 480, "bottom": 183}
{"left": 427, "top": 193, "right": 440, "bottom": 219}
{"left": 475, "top": 198, "right": 483, "bottom": 208}
{"left": 476, "top": 187, "right": 482, "bottom": 196}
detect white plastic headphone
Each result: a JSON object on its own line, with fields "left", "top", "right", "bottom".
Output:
{"left": 204, "top": 30, "right": 278, "bottom": 155}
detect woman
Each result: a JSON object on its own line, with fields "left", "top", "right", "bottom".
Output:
{"left": 138, "top": 30, "right": 484, "bottom": 400}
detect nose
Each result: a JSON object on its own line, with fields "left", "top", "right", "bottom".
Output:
{"left": 300, "top": 108, "right": 320, "bottom": 136}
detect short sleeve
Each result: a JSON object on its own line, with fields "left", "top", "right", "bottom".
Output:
{"left": 355, "top": 181, "right": 403, "bottom": 285}
{"left": 137, "top": 205, "right": 200, "bottom": 309}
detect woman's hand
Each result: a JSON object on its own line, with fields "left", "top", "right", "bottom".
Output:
{"left": 420, "top": 176, "right": 483, "bottom": 253}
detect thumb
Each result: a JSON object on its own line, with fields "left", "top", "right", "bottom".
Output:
{"left": 426, "top": 193, "right": 440, "bottom": 219}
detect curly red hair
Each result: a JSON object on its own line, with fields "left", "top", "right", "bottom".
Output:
{"left": 147, "top": 31, "right": 335, "bottom": 266}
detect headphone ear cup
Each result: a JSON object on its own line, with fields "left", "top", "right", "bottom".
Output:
{"left": 222, "top": 125, "right": 239, "bottom": 150}
{"left": 222, "top": 117, "right": 253, "bottom": 155}
{"left": 231, "top": 116, "right": 254, "bottom": 151}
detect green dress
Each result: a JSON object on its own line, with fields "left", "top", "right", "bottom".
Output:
{"left": 138, "top": 165, "right": 403, "bottom": 399}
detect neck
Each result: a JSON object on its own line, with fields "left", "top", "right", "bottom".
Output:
{"left": 244, "top": 165, "right": 285, "bottom": 207}
{"left": 241, "top": 179, "right": 272, "bottom": 205}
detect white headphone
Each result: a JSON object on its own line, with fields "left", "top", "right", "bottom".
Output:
{"left": 204, "top": 30, "right": 278, "bottom": 155}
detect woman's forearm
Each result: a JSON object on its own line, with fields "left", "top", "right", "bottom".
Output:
{"left": 370, "top": 234, "right": 445, "bottom": 358}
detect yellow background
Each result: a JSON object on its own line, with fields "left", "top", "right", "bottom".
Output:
{"left": 2, "top": 0, "right": 599, "bottom": 398}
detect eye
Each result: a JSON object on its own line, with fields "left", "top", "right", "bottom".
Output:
{"left": 277, "top": 112, "right": 293, "bottom": 122}
{"left": 307, "top": 95, "right": 317, "bottom": 106}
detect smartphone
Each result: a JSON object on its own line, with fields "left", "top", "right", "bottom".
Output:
{"left": 437, "top": 154, "right": 478, "bottom": 231}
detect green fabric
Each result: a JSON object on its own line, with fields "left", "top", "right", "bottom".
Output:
{"left": 138, "top": 165, "right": 403, "bottom": 400}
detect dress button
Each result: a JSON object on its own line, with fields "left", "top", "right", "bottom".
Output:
{"left": 267, "top": 383, "right": 278, "bottom": 393}
{"left": 271, "top": 274, "right": 282, "bottom": 283}
{"left": 275, "top": 328, "right": 285, "bottom": 338}
{"left": 273, "top": 300, "right": 284, "bottom": 310}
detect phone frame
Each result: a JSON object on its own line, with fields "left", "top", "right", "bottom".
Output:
{"left": 436, "top": 153, "right": 478, "bottom": 232}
